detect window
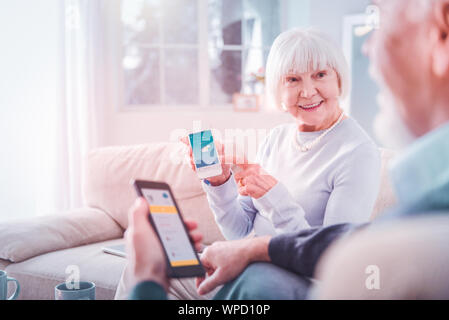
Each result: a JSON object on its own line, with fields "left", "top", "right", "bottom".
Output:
{"left": 120, "top": 0, "right": 281, "bottom": 108}
{"left": 342, "top": 10, "right": 380, "bottom": 143}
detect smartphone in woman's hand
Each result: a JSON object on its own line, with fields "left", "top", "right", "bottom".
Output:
{"left": 188, "top": 129, "right": 223, "bottom": 179}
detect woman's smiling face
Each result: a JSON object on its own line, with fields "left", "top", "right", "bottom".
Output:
{"left": 279, "top": 67, "right": 342, "bottom": 132}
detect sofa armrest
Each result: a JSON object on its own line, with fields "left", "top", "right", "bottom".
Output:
{"left": 0, "top": 208, "right": 124, "bottom": 263}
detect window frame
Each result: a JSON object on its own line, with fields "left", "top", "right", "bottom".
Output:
{"left": 113, "top": 0, "right": 284, "bottom": 112}
{"left": 342, "top": 13, "right": 367, "bottom": 115}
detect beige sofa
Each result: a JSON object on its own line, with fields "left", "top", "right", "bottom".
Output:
{"left": 0, "top": 143, "right": 396, "bottom": 300}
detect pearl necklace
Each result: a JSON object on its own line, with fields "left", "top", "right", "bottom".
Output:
{"left": 292, "top": 111, "right": 345, "bottom": 152}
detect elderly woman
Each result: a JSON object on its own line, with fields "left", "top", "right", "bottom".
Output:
{"left": 185, "top": 28, "right": 381, "bottom": 240}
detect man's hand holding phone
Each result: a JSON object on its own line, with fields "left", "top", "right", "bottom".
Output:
{"left": 125, "top": 197, "right": 204, "bottom": 290}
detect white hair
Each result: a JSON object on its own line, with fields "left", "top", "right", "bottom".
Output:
{"left": 265, "top": 28, "right": 351, "bottom": 109}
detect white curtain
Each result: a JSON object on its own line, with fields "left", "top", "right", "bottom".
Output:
{"left": 57, "top": 0, "right": 106, "bottom": 211}
{"left": 0, "top": 0, "right": 106, "bottom": 221}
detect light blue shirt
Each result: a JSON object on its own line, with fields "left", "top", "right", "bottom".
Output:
{"left": 203, "top": 118, "right": 381, "bottom": 240}
{"left": 388, "top": 121, "right": 449, "bottom": 216}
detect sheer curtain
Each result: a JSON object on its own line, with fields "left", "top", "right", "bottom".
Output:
{"left": 61, "top": 0, "right": 106, "bottom": 210}
{"left": 0, "top": 0, "right": 106, "bottom": 221}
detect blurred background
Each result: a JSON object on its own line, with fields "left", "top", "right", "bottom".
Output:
{"left": 0, "top": 0, "right": 377, "bottom": 221}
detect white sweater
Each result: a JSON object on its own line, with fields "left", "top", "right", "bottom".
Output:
{"left": 202, "top": 117, "right": 381, "bottom": 240}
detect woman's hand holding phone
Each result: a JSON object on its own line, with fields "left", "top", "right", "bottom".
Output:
{"left": 181, "top": 135, "right": 264, "bottom": 191}
{"left": 180, "top": 137, "right": 232, "bottom": 186}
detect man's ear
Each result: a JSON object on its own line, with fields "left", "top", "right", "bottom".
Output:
{"left": 432, "top": 1, "right": 449, "bottom": 77}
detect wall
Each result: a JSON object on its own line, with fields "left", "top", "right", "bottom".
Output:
{"left": 311, "top": 0, "right": 371, "bottom": 43}
{"left": 287, "top": 0, "right": 371, "bottom": 43}
{"left": 104, "top": 109, "right": 291, "bottom": 146}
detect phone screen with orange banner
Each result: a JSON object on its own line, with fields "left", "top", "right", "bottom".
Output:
{"left": 133, "top": 180, "right": 205, "bottom": 278}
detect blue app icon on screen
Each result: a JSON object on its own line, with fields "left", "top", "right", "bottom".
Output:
{"left": 189, "top": 130, "right": 219, "bottom": 169}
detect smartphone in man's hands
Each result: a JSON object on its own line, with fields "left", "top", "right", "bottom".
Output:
{"left": 133, "top": 180, "right": 206, "bottom": 278}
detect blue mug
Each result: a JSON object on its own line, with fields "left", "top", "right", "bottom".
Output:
{"left": 55, "top": 281, "right": 95, "bottom": 300}
{"left": 0, "top": 270, "right": 20, "bottom": 300}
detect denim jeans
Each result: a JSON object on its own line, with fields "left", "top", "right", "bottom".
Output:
{"left": 213, "top": 262, "right": 312, "bottom": 300}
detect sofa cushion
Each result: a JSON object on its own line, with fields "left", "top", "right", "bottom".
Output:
{"left": 0, "top": 208, "right": 124, "bottom": 263}
{"left": 84, "top": 142, "right": 225, "bottom": 244}
{"left": 83, "top": 142, "right": 396, "bottom": 242}
{"left": 5, "top": 238, "right": 126, "bottom": 300}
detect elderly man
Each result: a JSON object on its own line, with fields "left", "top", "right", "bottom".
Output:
{"left": 125, "top": 0, "right": 449, "bottom": 300}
